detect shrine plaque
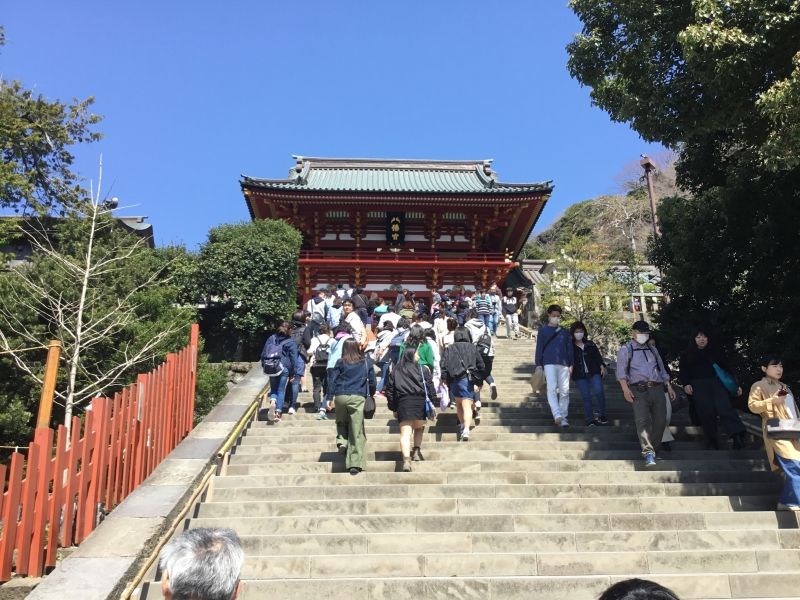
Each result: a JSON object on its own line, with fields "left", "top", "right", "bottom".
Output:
{"left": 386, "top": 212, "right": 405, "bottom": 246}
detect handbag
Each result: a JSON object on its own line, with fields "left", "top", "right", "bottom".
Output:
{"left": 530, "top": 368, "right": 546, "bottom": 395}
{"left": 766, "top": 418, "right": 800, "bottom": 439}
{"left": 712, "top": 363, "right": 738, "bottom": 395}
{"left": 363, "top": 358, "right": 376, "bottom": 419}
{"left": 420, "top": 365, "right": 436, "bottom": 420}
{"left": 438, "top": 381, "right": 450, "bottom": 410}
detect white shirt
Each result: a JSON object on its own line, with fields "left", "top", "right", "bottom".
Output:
{"left": 345, "top": 311, "right": 365, "bottom": 343}
{"left": 378, "top": 312, "right": 401, "bottom": 329}
{"left": 307, "top": 334, "right": 332, "bottom": 367}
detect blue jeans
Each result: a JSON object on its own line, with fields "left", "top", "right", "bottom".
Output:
{"left": 284, "top": 358, "right": 306, "bottom": 411}
{"left": 269, "top": 370, "right": 291, "bottom": 413}
{"left": 479, "top": 314, "right": 491, "bottom": 328}
{"left": 776, "top": 455, "right": 800, "bottom": 508}
{"left": 491, "top": 312, "right": 500, "bottom": 335}
{"left": 376, "top": 361, "right": 390, "bottom": 393}
{"left": 575, "top": 373, "right": 606, "bottom": 423}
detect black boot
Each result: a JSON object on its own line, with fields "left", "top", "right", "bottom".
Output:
{"left": 732, "top": 432, "right": 747, "bottom": 450}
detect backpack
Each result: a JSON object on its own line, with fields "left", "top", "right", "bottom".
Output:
{"left": 625, "top": 343, "right": 663, "bottom": 378}
{"left": 389, "top": 329, "right": 406, "bottom": 347}
{"left": 261, "top": 336, "right": 287, "bottom": 376}
{"left": 313, "top": 336, "right": 330, "bottom": 364}
{"left": 476, "top": 330, "right": 492, "bottom": 356}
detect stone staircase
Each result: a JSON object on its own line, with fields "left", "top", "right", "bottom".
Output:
{"left": 141, "top": 338, "right": 800, "bottom": 600}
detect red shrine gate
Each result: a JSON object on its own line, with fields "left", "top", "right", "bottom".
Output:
{"left": 241, "top": 157, "right": 552, "bottom": 303}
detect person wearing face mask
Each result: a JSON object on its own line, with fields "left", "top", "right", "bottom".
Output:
{"left": 616, "top": 321, "right": 675, "bottom": 467}
{"left": 570, "top": 321, "right": 608, "bottom": 426}
{"left": 678, "top": 328, "right": 747, "bottom": 450}
{"left": 534, "top": 305, "right": 574, "bottom": 427}
{"left": 748, "top": 356, "right": 800, "bottom": 511}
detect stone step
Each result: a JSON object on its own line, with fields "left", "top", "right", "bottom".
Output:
{"left": 214, "top": 463, "right": 773, "bottom": 488}
{"left": 196, "top": 489, "right": 782, "bottom": 520}
{"left": 168, "top": 548, "right": 800, "bottom": 579}
{"left": 141, "top": 572, "right": 800, "bottom": 599}
{"left": 210, "top": 473, "right": 780, "bottom": 501}
{"left": 201, "top": 529, "right": 800, "bottom": 556}
{"left": 226, "top": 451, "right": 766, "bottom": 468}
{"left": 231, "top": 441, "right": 713, "bottom": 458}
{"left": 209, "top": 481, "right": 779, "bottom": 504}
{"left": 238, "top": 428, "right": 725, "bottom": 443}
{"left": 224, "top": 453, "right": 765, "bottom": 474}
{"left": 192, "top": 510, "right": 799, "bottom": 534}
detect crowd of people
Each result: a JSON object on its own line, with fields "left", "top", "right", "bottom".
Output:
{"left": 259, "top": 284, "right": 525, "bottom": 475}
{"left": 258, "top": 286, "right": 800, "bottom": 512}
{"left": 159, "top": 527, "right": 682, "bottom": 600}
{"left": 534, "top": 302, "right": 799, "bottom": 511}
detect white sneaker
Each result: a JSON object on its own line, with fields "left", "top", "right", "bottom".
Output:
{"left": 287, "top": 406, "right": 296, "bottom": 415}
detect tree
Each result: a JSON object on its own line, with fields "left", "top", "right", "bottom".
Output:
{"left": 193, "top": 220, "right": 302, "bottom": 360}
{"left": 540, "top": 237, "right": 629, "bottom": 356}
{"left": 0, "top": 27, "right": 102, "bottom": 217}
{"left": 567, "top": 0, "right": 800, "bottom": 382}
{"left": 0, "top": 184, "right": 194, "bottom": 436}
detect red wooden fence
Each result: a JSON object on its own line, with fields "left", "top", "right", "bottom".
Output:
{"left": 0, "top": 324, "right": 199, "bottom": 581}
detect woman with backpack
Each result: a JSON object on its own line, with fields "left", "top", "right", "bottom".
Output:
{"left": 570, "top": 321, "right": 608, "bottom": 427}
{"left": 385, "top": 343, "right": 436, "bottom": 472}
{"left": 327, "top": 338, "right": 377, "bottom": 475}
{"left": 308, "top": 323, "right": 333, "bottom": 420}
{"left": 260, "top": 321, "right": 299, "bottom": 424}
{"left": 441, "top": 327, "right": 485, "bottom": 441}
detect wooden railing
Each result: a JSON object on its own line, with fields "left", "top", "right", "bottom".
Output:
{"left": 0, "top": 324, "right": 199, "bottom": 581}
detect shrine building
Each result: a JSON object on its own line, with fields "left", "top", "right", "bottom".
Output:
{"left": 241, "top": 156, "right": 553, "bottom": 303}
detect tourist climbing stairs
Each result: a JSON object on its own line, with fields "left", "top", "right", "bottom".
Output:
{"left": 141, "top": 338, "right": 799, "bottom": 600}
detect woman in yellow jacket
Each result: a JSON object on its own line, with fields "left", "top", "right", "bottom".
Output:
{"left": 748, "top": 356, "right": 800, "bottom": 511}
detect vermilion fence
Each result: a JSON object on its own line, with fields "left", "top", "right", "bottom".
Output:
{"left": 0, "top": 324, "right": 199, "bottom": 581}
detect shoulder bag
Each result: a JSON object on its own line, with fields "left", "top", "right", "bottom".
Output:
{"left": 420, "top": 364, "right": 436, "bottom": 420}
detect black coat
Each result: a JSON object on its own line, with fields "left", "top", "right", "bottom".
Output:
{"left": 441, "top": 341, "right": 484, "bottom": 384}
{"left": 571, "top": 340, "right": 605, "bottom": 380}
{"left": 385, "top": 360, "right": 435, "bottom": 412}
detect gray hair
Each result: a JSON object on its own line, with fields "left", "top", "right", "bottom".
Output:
{"left": 159, "top": 527, "right": 244, "bottom": 600}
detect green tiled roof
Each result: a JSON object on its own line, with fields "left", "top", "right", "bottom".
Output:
{"left": 241, "top": 157, "right": 553, "bottom": 195}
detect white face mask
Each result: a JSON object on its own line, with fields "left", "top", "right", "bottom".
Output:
{"left": 635, "top": 333, "right": 650, "bottom": 344}
{"left": 549, "top": 316, "right": 561, "bottom": 326}
{"left": 574, "top": 332, "right": 585, "bottom": 341}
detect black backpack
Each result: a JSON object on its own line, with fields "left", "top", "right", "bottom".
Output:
{"left": 314, "top": 336, "right": 331, "bottom": 364}
{"left": 476, "top": 330, "right": 492, "bottom": 356}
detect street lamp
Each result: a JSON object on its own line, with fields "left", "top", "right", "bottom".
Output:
{"left": 640, "top": 155, "right": 660, "bottom": 238}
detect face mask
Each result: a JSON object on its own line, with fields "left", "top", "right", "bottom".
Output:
{"left": 549, "top": 316, "right": 561, "bottom": 326}
{"left": 574, "top": 332, "right": 585, "bottom": 340}
{"left": 635, "top": 333, "right": 650, "bottom": 344}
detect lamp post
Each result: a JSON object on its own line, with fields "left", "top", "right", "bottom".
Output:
{"left": 640, "top": 155, "right": 660, "bottom": 238}
{"left": 640, "top": 155, "right": 669, "bottom": 304}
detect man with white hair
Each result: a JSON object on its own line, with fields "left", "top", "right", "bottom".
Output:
{"left": 159, "top": 527, "right": 244, "bottom": 600}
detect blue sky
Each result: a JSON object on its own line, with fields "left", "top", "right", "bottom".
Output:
{"left": 2, "top": 1, "right": 663, "bottom": 250}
